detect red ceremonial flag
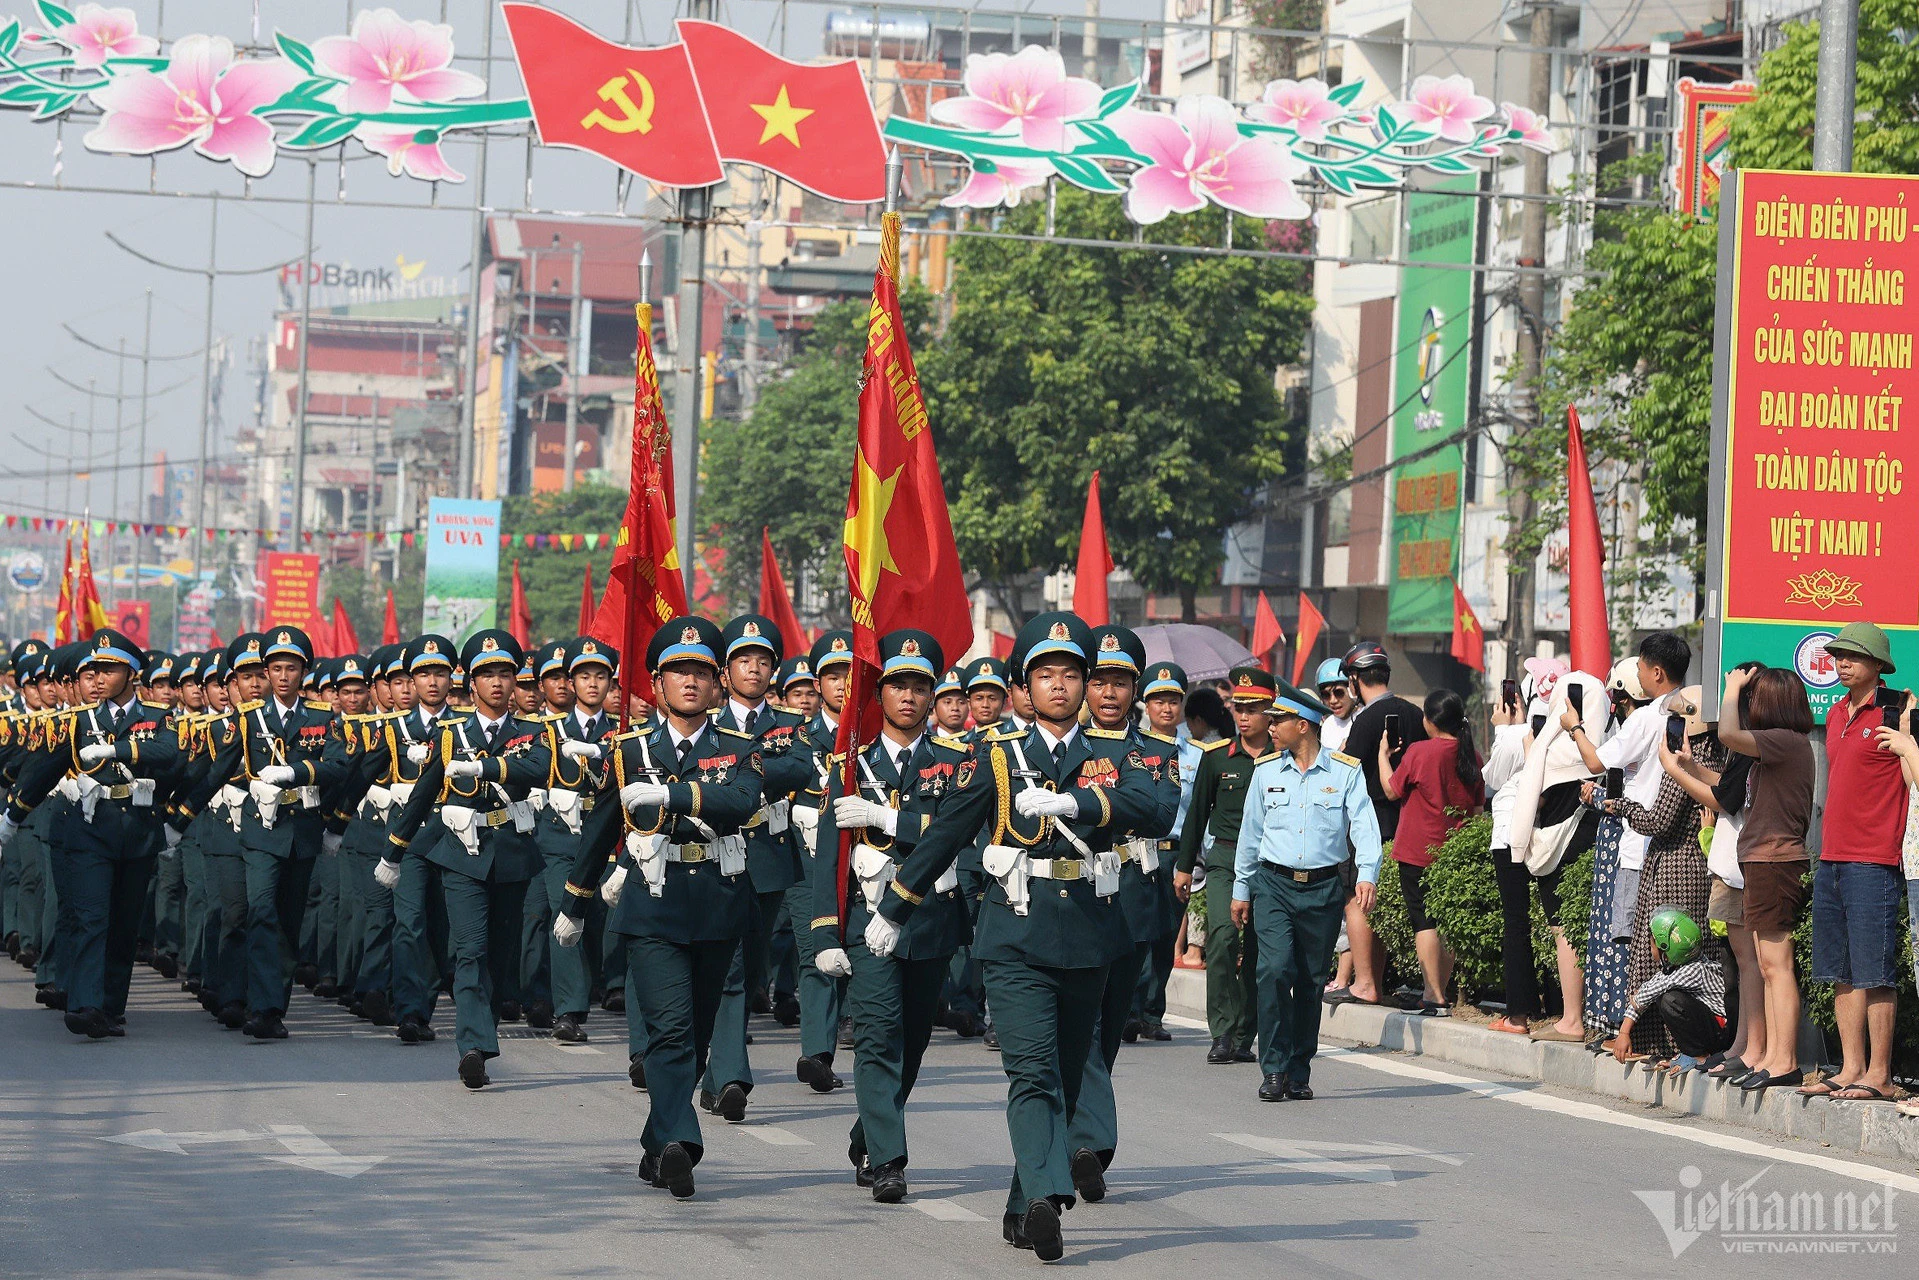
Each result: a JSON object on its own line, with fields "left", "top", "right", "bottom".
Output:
{"left": 578, "top": 561, "right": 597, "bottom": 634}
{"left": 1073, "top": 470, "right": 1114, "bottom": 627}
{"left": 1567, "top": 406, "right": 1612, "bottom": 679}
{"left": 1290, "top": 591, "right": 1326, "bottom": 687}
{"left": 208, "top": 629, "right": 223, "bottom": 649}
{"left": 758, "top": 528, "right": 807, "bottom": 656}
{"left": 1250, "top": 590, "right": 1284, "bottom": 673}
{"left": 508, "top": 559, "right": 534, "bottom": 647}
{"left": 382, "top": 588, "right": 400, "bottom": 645}
{"left": 501, "top": 4, "right": 722, "bottom": 188}
{"left": 990, "top": 631, "right": 1015, "bottom": 660}
{"left": 74, "top": 525, "right": 108, "bottom": 638}
{"left": 833, "top": 205, "right": 973, "bottom": 928}
{"left": 53, "top": 530, "right": 75, "bottom": 644}
{"left": 331, "top": 598, "right": 360, "bottom": 656}
{"left": 310, "top": 607, "right": 336, "bottom": 658}
{"left": 677, "top": 20, "right": 886, "bottom": 203}
{"left": 1450, "top": 581, "right": 1485, "bottom": 672}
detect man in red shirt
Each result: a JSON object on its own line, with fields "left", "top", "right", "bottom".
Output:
{"left": 1815, "top": 622, "right": 1905, "bottom": 1102}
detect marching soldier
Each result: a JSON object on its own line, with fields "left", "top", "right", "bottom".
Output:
{"left": 380, "top": 629, "right": 553, "bottom": 1089}
{"left": 701, "top": 614, "right": 819, "bottom": 1108}
{"left": 945, "top": 654, "right": 1014, "bottom": 1043}
{"left": 1132, "top": 662, "right": 1192, "bottom": 1040}
{"left": 810, "top": 628, "right": 970, "bottom": 1203}
{"left": 519, "top": 639, "right": 576, "bottom": 1028}
{"left": 326, "top": 651, "right": 383, "bottom": 1007}
{"left": 933, "top": 666, "right": 969, "bottom": 736}
{"left": 2, "top": 640, "right": 52, "bottom": 975}
{"left": 385, "top": 634, "right": 460, "bottom": 1042}
{"left": 149, "top": 652, "right": 205, "bottom": 986}
{"left": 778, "top": 655, "right": 819, "bottom": 720}
{"left": 862, "top": 612, "right": 1156, "bottom": 1262}
{"left": 0, "top": 629, "right": 180, "bottom": 1038}
{"left": 965, "top": 657, "right": 1009, "bottom": 731}
{"left": 793, "top": 629, "right": 854, "bottom": 1063}
{"left": 554, "top": 615, "right": 763, "bottom": 1199}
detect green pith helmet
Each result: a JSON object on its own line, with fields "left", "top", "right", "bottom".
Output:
{"left": 1649, "top": 908, "right": 1703, "bottom": 967}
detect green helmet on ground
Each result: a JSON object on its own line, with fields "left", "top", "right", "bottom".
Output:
{"left": 1649, "top": 908, "right": 1703, "bottom": 967}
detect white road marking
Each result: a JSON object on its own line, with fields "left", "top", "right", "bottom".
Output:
{"left": 913, "top": 1199, "right": 987, "bottom": 1222}
{"left": 739, "top": 1125, "right": 812, "bottom": 1146}
{"left": 1213, "top": 1133, "right": 1468, "bottom": 1184}
{"left": 99, "top": 1125, "right": 386, "bottom": 1178}
{"left": 100, "top": 1129, "right": 256, "bottom": 1154}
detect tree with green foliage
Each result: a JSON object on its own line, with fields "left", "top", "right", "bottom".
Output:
{"left": 494, "top": 485, "right": 626, "bottom": 642}
{"left": 919, "top": 189, "right": 1313, "bottom": 622}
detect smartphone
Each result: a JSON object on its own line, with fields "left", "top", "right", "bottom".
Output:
{"left": 1874, "top": 685, "right": 1905, "bottom": 715}
{"left": 1607, "top": 767, "right": 1625, "bottom": 797}
{"left": 1665, "top": 713, "right": 1686, "bottom": 753}
{"left": 1531, "top": 713, "right": 1547, "bottom": 736}
{"left": 1384, "top": 713, "right": 1401, "bottom": 749}
{"left": 1567, "top": 683, "right": 1585, "bottom": 716}
{"left": 1501, "top": 679, "right": 1519, "bottom": 711}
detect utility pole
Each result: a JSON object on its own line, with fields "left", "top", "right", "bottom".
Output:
{"left": 135, "top": 289, "right": 152, "bottom": 613}
{"left": 1081, "top": 0, "right": 1099, "bottom": 80}
{"left": 563, "top": 238, "right": 583, "bottom": 492}
{"left": 456, "top": 0, "right": 498, "bottom": 500}
{"left": 110, "top": 335, "right": 125, "bottom": 607}
{"left": 291, "top": 157, "right": 317, "bottom": 545}
{"left": 741, "top": 171, "right": 763, "bottom": 413}
{"left": 673, "top": 0, "right": 716, "bottom": 600}
{"left": 196, "top": 194, "right": 218, "bottom": 576}
{"left": 1504, "top": 2, "right": 1554, "bottom": 684}
{"left": 1813, "top": 0, "right": 1858, "bottom": 171}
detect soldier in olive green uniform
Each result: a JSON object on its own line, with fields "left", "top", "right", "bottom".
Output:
{"left": 866, "top": 612, "right": 1158, "bottom": 1263}
{"left": 1173, "top": 666, "right": 1277, "bottom": 1064}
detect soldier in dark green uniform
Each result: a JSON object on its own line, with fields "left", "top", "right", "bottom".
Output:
{"left": 141, "top": 650, "right": 185, "bottom": 982}
{"left": 1132, "top": 660, "right": 1191, "bottom": 1039}
{"left": 866, "top": 612, "right": 1157, "bottom": 1262}
{"left": 382, "top": 629, "right": 553, "bottom": 1089}
{"left": 554, "top": 615, "right": 763, "bottom": 1199}
{"left": 384, "top": 634, "right": 460, "bottom": 1042}
{"left": 942, "top": 655, "right": 1013, "bottom": 1042}
{"left": 790, "top": 630, "right": 853, "bottom": 1067}
{"left": 1174, "top": 666, "right": 1276, "bottom": 1064}
{"left": 1, "top": 642, "right": 53, "bottom": 977}
{"left": 517, "top": 639, "right": 574, "bottom": 1026}
{"left": 700, "top": 614, "right": 819, "bottom": 1108}
{"left": 777, "top": 655, "right": 819, "bottom": 721}
{"left": 811, "top": 629, "right": 970, "bottom": 1203}
{"left": 327, "top": 644, "right": 414, "bottom": 1026}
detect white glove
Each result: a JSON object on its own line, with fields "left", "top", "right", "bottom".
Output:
{"left": 258, "top": 764, "right": 297, "bottom": 787}
{"left": 620, "top": 781, "right": 670, "bottom": 811}
{"left": 374, "top": 858, "right": 402, "bottom": 890}
{"left": 601, "top": 863, "right": 629, "bottom": 907}
{"left": 815, "top": 947, "right": 853, "bottom": 978}
{"left": 1015, "top": 788, "right": 1080, "bottom": 819}
{"left": 864, "top": 913, "right": 902, "bottom": 958}
{"left": 0, "top": 815, "right": 19, "bottom": 850}
{"left": 79, "top": 743, "right": 116, "bottom": 766}
{"left": 163, "top": 826, "right": 182, "bottom": 853}
{"left": 322, "top": 831, "right": 344, "bottom": 857}
{"left": 406, "top": 743, "right": 431, "bottom": 765}
{"left": 552, "top": 912, "right": 583, "bottom": 948}
{"left": 833, "top": 795, "right": 898, "bottom": 835}
{"left": 444, "top": 759, "right": 483, "bottom": 779}
{"left": 560, "top": 740, "right": 602, "bottom": 761}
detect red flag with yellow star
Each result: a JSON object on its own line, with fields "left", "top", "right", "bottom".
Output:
{"left": 1450, "top": 580, "right": 1484, "bottom": 672}
{"left": 677, "top": 20, "right": 886, "bottom": 203}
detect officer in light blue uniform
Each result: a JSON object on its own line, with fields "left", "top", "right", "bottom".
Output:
{"left": 1230, "top": 683, "right": 1380, "bottom": 1102}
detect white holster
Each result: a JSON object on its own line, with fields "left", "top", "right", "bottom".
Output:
{"left": 440, "top": 804, "right": 481, "bottom": 857}
{"left": 62, "top": 774, "right": 104, "bottom": 823}
{"left": 525, "top": 788, "right": 548, "bottom": 813}
{"left": 218, "top": 784, "right": 247, "bottom": 832}
{"left": 506, "top": 799, "right": 536, "bottom": 834}
{"left": 761, "top": 797, "right": 791, "bottom": 835}
{"left": 627, "top": 830, "right": 668, "bottom": 897}
{"left": 1121, "top": 836, "right": 1160, "bottom": 873}
{"left": 852, "top": 843, "right": 895, "bottom": 912}
{"left": 130, "top": 778, "right": 156, "bottom": 808}
{"left": 298, "top": 785, "right": 320, "bottom": 810}
{"left": 363, "top": 784, "right": 393, "bottom": 823}
{"left": 1093, "top": 849, "right": 1123, "bottom": 896}
{"left": 248, "top": 779, "right": 282, "bottom": 830}
{"left": 790, "top": 802, "right": 820, "bottom": 856}
{"left": 546, "top": 788, "right": 584, "bottom": 835}
{"left": 711, "top": 832, "right": 748, "bottom": 876}
{"left": 389, "top": 781, "right": 416, "bottom": 809}
{"left": 982, "top": 844, "right": 1030, "bottom": 916}
{"left": 934, "top": 864, "right": 960, "bottom": 894}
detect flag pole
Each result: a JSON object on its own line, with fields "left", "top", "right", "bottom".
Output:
{"left": 620, "top": 250, "right": 653, "bottom": 732}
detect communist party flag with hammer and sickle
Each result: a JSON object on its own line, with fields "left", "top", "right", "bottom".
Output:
{"left": 502, "top": 6, "right": 885, "bottom": 201}
{"left": 831, "top": 207, "right": 972, "bottom": 928}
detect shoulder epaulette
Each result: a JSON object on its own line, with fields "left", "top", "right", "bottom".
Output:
{"left": 141, "top": 699, "right": 170, "bottom": 711}
{"left": 1327, "top": 749, "right": 1361, "bottom": 767}
{"left": 304, "top": 699, "right": 332, "bottom": 712}
{"left": 538, "top": 711, "right": 567, "bottom": 723}
{"left": 715, "top": 726, "right": 753, "bottom": 741}
{"left": 983, "top": 727, "right": 1025, "bottom": 742}
{"left": 237, "top": 699, "right": 264, "bottom": 712}
{"left": 1084, "top": 727, "right": 1128, "bottom": 740}
{"left": 1255, "top": 751, "right": 1286, "bottom": 765}
{"left": 931, "top": 733, "right": 970, "bottom": 751}
{"left": 1198, "top": 737, "right": 1231, "bottom": 752}
{"left": 1142, "top": 730, "right": 1179, "bottom": 746}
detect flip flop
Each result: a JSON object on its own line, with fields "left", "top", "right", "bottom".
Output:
{"left": 1831, "top": 1084, "right": 1895, "bottom": 1103}
{"left": 1323, "top": 988, "right": 1359, "bottom": 1006}
{"left": 1796, "top": 1075, "right": 1854, "bottom": 1098}
{"left": 1530, "top": 1027, "right": 1586, "bottom": 1042}
{"left": 1705, "top": 1055, "right": 1749, "bottom": 1080}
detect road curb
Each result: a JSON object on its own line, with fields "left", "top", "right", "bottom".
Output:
{"left": 1165, "top": 969, "right": 1919, "bottom": 1166}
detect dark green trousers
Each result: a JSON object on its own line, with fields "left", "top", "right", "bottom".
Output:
{"left": 238, "top": 847, "right": 313, "bottom": 1016}
{"left": 204, "top": 840, "right": 250, "bottom": 1008}
{"left": 983, "top": 960, "right": 1103, "bottom": 1216}
{"left": 624, "top": 934, "right": 733, "bottom": 1161}
{"left": 152, "top": 839, "right": 185, "bottom": 963}
{"left": 1248, "top": 866, "right": 1343, "bottom": 1084}
{"left": 1068, "top": 942, "right": 1147, "bottom": 1160}
{"left": 440, "top": 867, "right": 528, "bottom": 1059}
{"left": 846, "top": 945, "right": 947, "bottom": 1169}
{"left": 1203, "top": 888, "right": 1258, "bottom": 1048}
{"left": 58, "top": 843, "right": 155, "bottom": 1018}
{"left": 702, "top": 887, "right": 785, "bottom": 1095}
{"left": 392, "top": 853, "right": 448, "bottom": 1023}
{"left": 788, "top": 879, "right": 842, "bottom": 1060}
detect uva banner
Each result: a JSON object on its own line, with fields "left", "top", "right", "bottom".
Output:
{"left": 1, "top": 2, "right": 1549, "bottom": 219}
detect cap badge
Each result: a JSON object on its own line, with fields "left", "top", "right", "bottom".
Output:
{"left": 1237, "top": 673, "right": 1254, "bottom": 687}
{"left": 481, "top": 636, "right": 499, "bottom": 651}
{"left": 743, "top": 621, "right": 760, "bottom": 637}
{"left": 583, "top": 641, "right": 598, "bottom": 655}
{"left": 901, "top": 638, "right": 921, "bottom": 657}
{"left": 681, "top": 625, "right": 700, "bottom": 644}
{"left": 1099, "top": 634, "right": 1120, "bottom": 652}
{"left": 831, "top": 636, "right": 849, "bottom": 653}
{"left": 1158, "top": 667, "right": 1171, "bottom": 679}
{"left": 1049, "top": 622, "right": 1069, "bottom": 641}
{"left": 424, "top": 640, "right": 439, "bottom": 654}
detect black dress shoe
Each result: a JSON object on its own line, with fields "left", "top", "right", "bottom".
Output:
{"left": 638, "top": 1150, "right": 662, "bottom": 1186}
{"left": 716, "top": 1082, "right": 748, "bottom": 1123}
{"left": 499, "top": 1000, "right": 523, "bottom": 1024}
{"left": 183, "top": 978, "right": 202, "bottom": 994}
{"left": 871, "top": 1158, "right": 907, "bottom": 1204}
{"left": 3, "top": 931, "right": 16, "bottom": 957}
{"left": 1233, "top": 1044, "right": 1257, "bottom": 1063}
{"left": 248, "top": 1013, "right": 288, "bottom": 1040}
{"left": 65, "top": 1007, "right": 109, "bottom": 1038}
{"left": 699, "top": 1090, "right": 718, "bottom": 1114}
{"left": 104, "top": 1017, "right": 126, "bottom": 1038}
{"left": 1285, "top": 1081, "right": 1314, "bottom": 1101}
{"left": 20, "top": 947, "right": 40, "bottom": 969}
{"left": 524, "top": 1000, "right": 554, "bottom": 1030}
{"left": 773, "top": 993, "right": 801, "bottom": 1027}
{"left": 628, "top": 1053, "right": 647, "bottom": 1091}
{"left": 602, "top": 989, "right": 626, "bottom": 1014}
{"left": 837, "top": 1016, "right": 855, "bottom": 1050}
{"left": 1258, "top": 1073, "right": 1288, "bottom": 1102}
{"left": 950, "top": 1012, "right": 984, "bottom": 1038}
{"left": 136, "top": 942, "right": 155, "bottom": 964}
{"left": 553, "top": 1014, "right": 588, "bottom": 1043}
{"left": 982, "top": 1022, "right": 999, "bottom": 1050}
{"left": 294, "top": 963, "right": 319, "bottom": 990}
{"left": 1004, "top": 1212, "right": 1030, "bottom": 1249}
{"left": 153, "top": 954, "right": 179, "bottom": 980}
{"left": 852, "top": 1145, "right": 874, "bottom": 1187}
{"left": 217, "top": 1001, "right": 246, "bottom": 1029}
{"left": 796, "top": 1053, "right": 842, "bottom": 1093}
{"left": 313, "top": 979, "right": 337, "bottom": 999}
{"left": 33, "top": 985, "right": 52, "bottom": 1006}
{"left": 750, "top": 990, "right": 773, "bottom": 1016}
{"left": 1147, "top": 1020, "right": 1172, "bottom": 1042}
{"left": 361, "top": 990, "right": 392, "bottom": 1024}
{"left": 1023, "top": 1199, "right": 1064, "bottom": 1262}
{"left": 1121, "top": 1018, "right": 1141, "bottom": 1043}
{"left": 458, "top": 1049, "right": 490, "bottom": 1089}
{"left": 1070, "top": 1147, "right": 1106, "bottom": 1203}
{"left": 1206, "top": 1036, "right": 1234, "bottom": 1064}
{"left": 657, "top": 1142, "right": 695, "bottom": 1198}
{"left": 396, "top": 1015, "right": 427, "bottom": 1044}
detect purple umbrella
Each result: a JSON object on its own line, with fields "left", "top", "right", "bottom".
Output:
{"left": 1137, "top": 624, "right": 1254, "bottom": 683}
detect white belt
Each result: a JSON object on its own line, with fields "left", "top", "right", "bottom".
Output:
{"left": 754, "top": 797, "right": 790, "bottom": 834}
{"left": 526, "top": 788, "right": 548, "bottom": 812}
{"left": 1118, "top": 836, "right": 1161, "bottom": 873}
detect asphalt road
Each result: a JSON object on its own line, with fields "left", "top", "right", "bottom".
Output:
{"left": 2, "top": 962, "right": 1913, "bottom": 1278}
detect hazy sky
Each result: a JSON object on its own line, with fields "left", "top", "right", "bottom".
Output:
{"left": 0, "top": 0, "right": 1163, "bottom": 529}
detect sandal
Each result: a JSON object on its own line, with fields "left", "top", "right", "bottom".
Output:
{"left": 1323, "top": 988, "right": 1359, "bottom": 1006}
{"left": 1486, "top": 1016, "right": 1530, "bottom": 1035}
{"left": 1831, "top": 1083, "right": 1895, "bottom": 1103}
{"left": 1740, "top": 1068, "right": 1804, "bottom": 1091}
{"left": 1796, "top": 1074, "right": 1854, "bottom": 1098}
{"left": 1417, "top": 1001, "right": 1450, "bottom": 1018}
{"left": 1705, "top": 1055, "right": 1749, "bottom": 1080}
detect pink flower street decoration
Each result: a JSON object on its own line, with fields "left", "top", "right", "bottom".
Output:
{"left": 1501, "top": 103, "right": 1554, "bottom": 153}
{"left": 1404, "top": 74, "right": 1494, "bottom": 143}
{"left": 941, "top": 157, "right": 1053, "bottom": 209}
{"left": 1112, "top": 96, "right": 1309, "bottom": 225}
{"left": 62, "top": 4, "right": 159, "bottom": 70}
{"left": 928, "top": 45, "right": 1101, "bottom": 153}
{"left": 312, "top": 7, "right": 487, "bottom": 116}
{"left": 1246, "top": 78, "right": 1343, "bottom": 142}
{"left": 86, "top": 35, "right": 301, "bottom": 177}
{"left": 357, "top": 127, "right": 463, "bottom": 182}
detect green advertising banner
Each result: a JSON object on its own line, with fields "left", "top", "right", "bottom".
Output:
{"left": 422, "top": 497, "right": 502, "bottom": 647}
{"left": 1388, "top": 177, "right": 1477, "bottom": 634}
